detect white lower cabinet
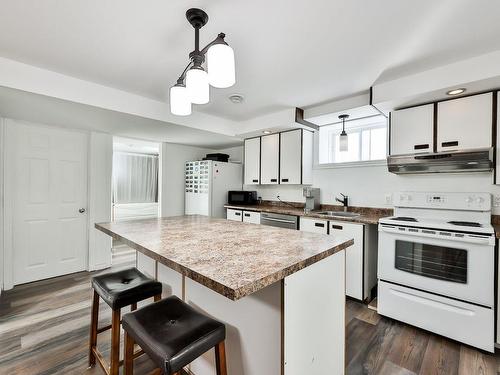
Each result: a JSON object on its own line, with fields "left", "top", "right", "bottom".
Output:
{"left": 226, "top": 208, "right": 243, "bottom": 221}
{"left": 243, "top": 210, "right": 261, "bottom": 224}
{"left": 329, "top": 221, "right": 364, "bottom": 300}
{"left": 227, "top": 208, "right": 261, "bottom": 224}
{"left": 299, "top": 217, "right": 328, "bottom": 234}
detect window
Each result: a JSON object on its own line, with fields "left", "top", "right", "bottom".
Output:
{"left": 318, "top": 115, "right": 387, "bottom": 164}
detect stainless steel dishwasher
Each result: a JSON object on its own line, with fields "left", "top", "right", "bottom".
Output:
{"left": 260, "top": 212, "right": 298, "bottom": 229}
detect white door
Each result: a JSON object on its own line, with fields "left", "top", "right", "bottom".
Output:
{"left": 260, "top": 134, "right": 279, "bottom": 184}
{"left": 390, "top": 104, "right": 434, "bottom": 155}
{"left": 280, "top": 130, "right": 302, "bottom": 184}
{"left": 244, "top": 137, "right": 260, "bottom": 185}
{"left": 7, "top": 122, "right": 88, "bottom": 285}
{"left": 437, "top": 93, "right": 492, "bottom": 152}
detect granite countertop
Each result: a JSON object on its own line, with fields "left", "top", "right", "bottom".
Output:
{"left": 224, "top": 204, "right": 392, "bottom": 225}
{"left": 95, "top": 215, "right": 353, "bottom": 301}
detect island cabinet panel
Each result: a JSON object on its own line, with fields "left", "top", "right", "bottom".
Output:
{"left": 244, "top": 137, "right": 261, "bottom": 185}
{"left": 284, "top": 250, "right": 345, "bottom": 375}
{"left": 185, "top": 278, "right": 282, "bottom": 375}
{"left": 437, "top": 92, "right": 492, "bottom": 152}
{"left": 260, "top": 133, "right": 279, "bottom": 184}
{"left": 390, "top": 104, "right": 434, "bottom": 155}
{"left": 157, "top": 263, "right": 183, "bottom": 298}
{"left": 136, "top": 252, "right": 155, "bottom": 279}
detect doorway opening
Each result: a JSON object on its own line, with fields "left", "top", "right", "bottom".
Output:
{"left": 111, "top": 137, "right": 160, "bottom": 266}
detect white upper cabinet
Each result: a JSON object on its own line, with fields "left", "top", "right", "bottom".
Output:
{"left": 280, "top": 129, "right": 313, "bottom": 185}
{"left": 390, "top": 104, "right": 434, "bottom": 155}
{"left": 244, "top": 137, "right": 260, "bottom": 185}
{"left": 260, "top": 134, "right": 279, "bottom": 184}
{"left": 244, "top": 129, "right": 313, "bottom": 185}
{"left": 437, "top": 93, "right": 492, "bottom": 152}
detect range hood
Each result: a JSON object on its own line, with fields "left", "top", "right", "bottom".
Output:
{"left": 387, "top": 148, "right": 494, "bottom": 174}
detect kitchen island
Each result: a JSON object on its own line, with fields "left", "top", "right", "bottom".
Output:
{"left": 96, "top": 215, "right": 353, "bottom": 375}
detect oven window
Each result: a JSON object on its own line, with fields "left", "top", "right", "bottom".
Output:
{"left": 395, "top": 240, "right": 467, "bottom": 283}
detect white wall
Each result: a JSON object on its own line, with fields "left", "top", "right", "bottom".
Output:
{"left": 217, "top": 145, "right": 244, "bottom": 163}
{"left": 236, "top": 143, "right": 500, "bottom": 214}
{"left": 160, "top": 143, "right": 213, "bottom": 217}
{"left": 88, "top": 132, "right": 113, "bottom": 271}
{"left": 0, "top": 118, "right": 4, "bottom": 293}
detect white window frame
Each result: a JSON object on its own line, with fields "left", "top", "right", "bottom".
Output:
{"left": 314, "top": 115, "right": 389, "bottom": 169}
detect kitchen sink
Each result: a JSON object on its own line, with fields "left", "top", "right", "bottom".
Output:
{"left": 315, "top": 211, "right": 360, "bottom": 218}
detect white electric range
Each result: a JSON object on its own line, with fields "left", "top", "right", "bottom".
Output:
{"left": 378, "top": 192, "right": 495, "bottom": 352}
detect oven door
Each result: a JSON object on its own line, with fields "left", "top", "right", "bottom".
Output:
{"left": 378, "top": 225, "right": 494, "bottom": 306}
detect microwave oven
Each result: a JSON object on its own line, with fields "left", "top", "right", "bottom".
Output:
{"left": 228, "top": 191, "right": 258, "bottom": 205}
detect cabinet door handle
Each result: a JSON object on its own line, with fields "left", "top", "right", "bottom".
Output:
{"left": 314, "top": 222, "right": 325, "bottom": 228}
{"left": 270, "top": 178, "right": 277, "bottom": 182}
{"left": 441, "top": 141, "right": 458, "bottom": 147}
{"left": 414, "top": 144, "right": 429, "bottom": 150}
{"left": 252, "top": 179, "right": 259, "bottom": 183}
{"left": 235, "top": 212, "right": 241, "bottom": 216}
{"left": 244, "top": 213, "right": 250, "bottom": 217}
{"left": 281, "top": 178, "right": 289, "bottom": 182}
{"left": 331, "top": 224, "right": 343, "bottom": 230}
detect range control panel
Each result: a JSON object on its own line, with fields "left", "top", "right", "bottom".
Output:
{"left": 394, "top": 192, "right": 491, "bottom": 211}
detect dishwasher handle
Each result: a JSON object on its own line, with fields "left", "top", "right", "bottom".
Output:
{"left": 261, "top": 217, "right": 296, "bottom": 224}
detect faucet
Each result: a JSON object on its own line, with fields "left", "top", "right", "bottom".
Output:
{"left": 336, "top": 193, "right": 349, "bottom": 211}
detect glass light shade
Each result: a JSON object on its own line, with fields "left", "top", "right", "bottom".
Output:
{"left": 186, "top": 67, "right": 209, "bottom": 104}
{"left": 207, "top": 43, "right": 235, "bottom": 88}
{"left": 339, "top": 132, "right": 348, "bottom": 152}
{"left": 170, "top": 85, "right": 191, "bottom": 116}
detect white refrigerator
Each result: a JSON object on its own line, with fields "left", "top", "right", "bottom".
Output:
{"left": 185, "top": 160, "right": 243, "bottom": 218}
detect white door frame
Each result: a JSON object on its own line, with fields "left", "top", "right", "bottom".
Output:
{"left": 2, "top": 119, "right": 91, "bottom": 289}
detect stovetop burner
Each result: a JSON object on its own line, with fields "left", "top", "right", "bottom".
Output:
{"left": 391, "top": 217, "right": 418, "bottom": 222}
{"left": 447, "top": 221, "right": 482, "bottom": 228}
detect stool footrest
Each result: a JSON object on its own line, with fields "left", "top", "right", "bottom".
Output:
{"left": 97, "top": 324, "right": 112, "bottom": 334}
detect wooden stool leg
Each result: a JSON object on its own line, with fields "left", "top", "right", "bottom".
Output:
{"left": 88, "top": 290, "right": 99, "bottom": 367}
{"left": 110, "top": 308, "right": 121, "bottom": 375}
{"left": 215, "top": 341, "right": 227, "bottom": 375}
{"left": 154, "top": 293, "right": 161, "bottom": 302}
{"left": 124, "top": 331, "right": 135, "bottom": 375}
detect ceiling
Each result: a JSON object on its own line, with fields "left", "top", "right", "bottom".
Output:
{"left": 0, "top": 0, "right": 500, "bottom": 123}
{"left": 0, "top": 86, "right": 242, "bottom": 148}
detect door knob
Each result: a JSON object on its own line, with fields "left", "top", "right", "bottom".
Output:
{"left": 79, "top": 208, "right": 86, "bottom": 213}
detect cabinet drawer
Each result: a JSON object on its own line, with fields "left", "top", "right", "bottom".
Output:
{"left": 242, "top": 210, "right": 261, "bottom": 224}
{"left": 379, "top": 280, "right": 494, "bottom": 352}
{"left": 299, "top": 217, "right": 328, "bottom": 234}
{"left": 226, "top": 208, "right": 243, "bottom": 222}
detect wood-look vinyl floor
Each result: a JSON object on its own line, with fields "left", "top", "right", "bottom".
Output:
{"left": 346, "top": 300, "right": 500, "bottom": 374}
{"left": 1, "top": 268, "right": 499, "bottom": 374}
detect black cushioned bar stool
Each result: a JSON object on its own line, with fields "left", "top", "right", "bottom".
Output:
{"left": 122, "top": 295, "right": 227, "bottom": 375}
{"left": 89, "top": 267, "right": 162, "bottom": 375}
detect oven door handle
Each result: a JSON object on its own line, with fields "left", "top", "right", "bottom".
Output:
{"left": 389, "top": 288, "right": 474, "bottom": 316}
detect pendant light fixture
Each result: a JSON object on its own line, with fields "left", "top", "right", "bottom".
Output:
{"left": 169, "top": 8, "right": 236, "bottom": 116}
{"left": 338, "top": 114, "right": 349, "bottom": 152}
